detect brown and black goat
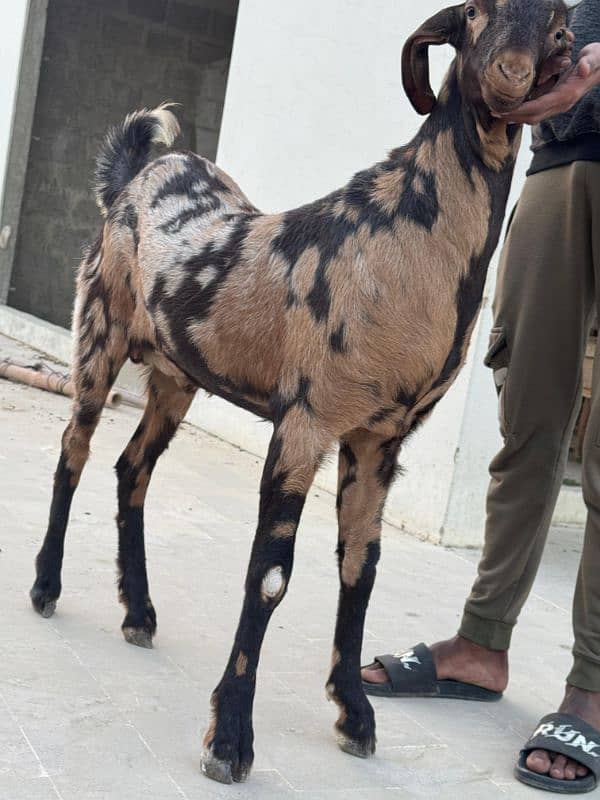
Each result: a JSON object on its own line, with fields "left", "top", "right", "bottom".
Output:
{"left": 30, "top": 0, "right": 575, "bottom": 785}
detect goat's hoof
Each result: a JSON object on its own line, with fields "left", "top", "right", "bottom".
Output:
{"left": 30, "top": 580, "right": 59, "bottom": 618}
{"left": 122, "top": 627, "right": 154, "bottom": 649}
{"left": 201, "top": 748, "right": 250, "bottom": 784}
{"left": 336, "top": 733, "right": 376, "bottom": 759}
{"left": 121, "top": 605, "right": 156, "bottom": 648}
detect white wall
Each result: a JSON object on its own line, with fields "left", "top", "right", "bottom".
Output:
{"left": 218, "top": 0, "right": 455, "bottom": 211}
{"left": 0, "top": 0, "right": 29, "bottom": 195}
{"left": 214, "top": 0, "right": 534, "bottom": 545}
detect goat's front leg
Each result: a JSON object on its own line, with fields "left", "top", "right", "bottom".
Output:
{"left": 201, "top": 414, "right": 328, "bottom": 784}
{"left": 327, "top": 429, "right": 401, "bottom": 758}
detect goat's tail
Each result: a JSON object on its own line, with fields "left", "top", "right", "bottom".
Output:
{"left": 94, "top": 103, "right": 181, "bottom": 217}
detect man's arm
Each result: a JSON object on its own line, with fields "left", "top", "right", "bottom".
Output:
{"left": 494, "top": 43, "right": 600, "bottom": 125}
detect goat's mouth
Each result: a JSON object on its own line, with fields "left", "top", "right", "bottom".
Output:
{"left": 482, "top": 85, "right": 531, "bottom": 116}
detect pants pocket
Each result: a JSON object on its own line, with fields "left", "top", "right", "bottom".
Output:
{"left": 485, "top": 327, "right": 510, "bottom": 437}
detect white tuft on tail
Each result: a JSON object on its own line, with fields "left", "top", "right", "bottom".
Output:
{"left": 149, "top": 102, "right": 181, "bottom": 148}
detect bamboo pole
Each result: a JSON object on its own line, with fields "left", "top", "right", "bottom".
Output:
{"left": 0, "top": 358, "right": 145, "bottom": 409}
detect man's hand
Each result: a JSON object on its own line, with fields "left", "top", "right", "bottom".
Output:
{"left": 494, "top": 43, "right": 600, "bottom": 125}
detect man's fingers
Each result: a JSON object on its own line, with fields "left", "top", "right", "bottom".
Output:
{"left": 538, "top": 56, "right": 572, "bottom": 85}
{"left": 577, "top": 58, "right": 592, "bottom": 79}
{"left": 577, "top": 43, "right": 600, "bottom": 74}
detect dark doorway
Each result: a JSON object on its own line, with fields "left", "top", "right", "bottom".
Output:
{"left": 8, "top": 0, "right": 239, "bottom": 328}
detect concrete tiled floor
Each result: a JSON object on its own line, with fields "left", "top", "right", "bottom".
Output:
{"left": 0, "top": 334, "right": 588, "bottom": 798}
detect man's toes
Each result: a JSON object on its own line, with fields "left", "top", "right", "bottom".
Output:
{"left": 576, "top": 763, "right": 589, "bottom": 777}
{"left": 360, "top": 663, "right": 388, "bottom": 685}
{"left": 550, "top": 754, "right": 568, "bottom": 780}
{"left": 526, "top": 749, "right": 552, "bottom": 774}
{"left": 564, "top": 759, "right": 579, "bottom": 781}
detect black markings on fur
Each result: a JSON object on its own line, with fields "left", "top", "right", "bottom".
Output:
{"left": 30, "top": 454, "right": 76, "bottom": 613}
{"left": 367, "top": 406, "right": 397, "bottom": 428}
{"left": 330, "top": 322, "right": 348, "bottom": 354}
{"left": 76, "top": 401, "right": 99, "bottom": 428}
{"left": 399, "top": 164, "right": 440, "bottom": 231}
{"left": 344, "top": 165, "right": 403, "bottom": 234}
{"left": 271, "top": 121, "right": 441, "bottom": 326}
{"left": 273, "top": 191, "right": 351, "bottom": 324}
{"left": 151, "top": 156, "right": 227, "bottom": 208}
{"left": 80, "top": 371, "right": 95, "bottom": 393}
{"left": 77, "top": 272, "right": 111, "bottom": 363}
{"left": 207, "top": 430, "right": 312, "bottom": 777}
{"left": 85, "top": 233, "right": 103, "bottom": 267}
{"left": 147, "top": 215, "right": 271, "bottom": 419}
{"left": 114, "top": 400, "right": 182, "bottom": 638}
{"left": 286, "top": 288, "right": 299, "bottom": 309}
{"left": 122, "top": 204, "right": 140, "bottom": 253}
{"left": 329, "top": 539, "right": 380, "bottom": 754}
{"left": 381, "top": 63, "right": 515, "bottom": 432}
{"left": 151, "top": 156, "right": 230, "bottom": 235}
{"left": 377, "top": 438, "right": 402, "bottom": 489}
{"left": 297, "top": 376, "right": 313, "bottom": 415}
{"left": 426, "top": 67, "right": 514, "bottom": 395}
{"left": 336, "top": 442, "right": 358, "bottom": 511}
{"left": 160, "top": 196, "right": 222, "bottom": 234}
{"left": 411, "top": 399, "right": 440, "bottom": 434}
{"left": 271, "top": 376, "right": 314, "bottom": 424}
{"left": 394, "top": 386, "right": 419, "bottom": 407}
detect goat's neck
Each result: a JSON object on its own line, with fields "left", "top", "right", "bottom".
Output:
{"left": 395, "top": 62, "right": 522, "bottom": 272}
{"left": 425, "top": 61, "right": 523, "bottom": 174}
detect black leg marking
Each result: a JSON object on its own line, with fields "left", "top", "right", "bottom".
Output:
{"left": 328, "top": 430, "right": 401, "bottom": 758}
{"left": 31, "top": 348, "right": 126, "bottom": 618}
{"left": 115, "top": 371, "right": 195, "bottom": 648}
{"left": 30, "top": 454, "right": 75, "bottom": 617}
{"left": 202, "top": 423, "right": 325, "bottom": 784}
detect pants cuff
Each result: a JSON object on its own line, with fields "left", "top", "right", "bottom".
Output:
{"left": 459, "top": 610, "right": 514, "bottom": 651}
{"left": 567, "top": 652, "right": 600, "bottom": 693}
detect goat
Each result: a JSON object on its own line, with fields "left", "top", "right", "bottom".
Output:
{"left": 30, "top": 0, "right": 574, "bottom": 785}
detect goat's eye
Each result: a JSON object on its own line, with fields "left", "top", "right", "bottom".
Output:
{"left": 466, "top": 5, "right": 477, "bottom": 20}
{"left": 555, "top": 29, "right": 564, "bottom": 41}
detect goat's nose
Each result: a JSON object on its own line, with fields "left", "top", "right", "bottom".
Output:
{"left": 497, "top": 60, "right": 532, "bottom": 86}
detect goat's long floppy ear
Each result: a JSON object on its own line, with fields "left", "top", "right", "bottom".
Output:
{"left": 401, "top": 5, "right": 465, "bottom": 115}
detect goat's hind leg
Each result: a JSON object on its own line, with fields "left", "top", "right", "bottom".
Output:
{"left": 115, "top": 368, "right": 195, "bottom": 648}
{"left": 31, "top": 247, "right": 128, "bottom": 617}
{"left": 327, "top": 429, "right": 401, "bottom": 758}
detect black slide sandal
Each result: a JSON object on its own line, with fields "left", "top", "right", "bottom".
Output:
{"left": 362, "top": 642, "right": 503, "bottom": 701}
{"left": 515, "top": 713, "right": 600, "bottom": 794}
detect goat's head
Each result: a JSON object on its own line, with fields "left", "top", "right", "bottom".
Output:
{"left": 402, "top": 0, "right": 577, "bottom": 117}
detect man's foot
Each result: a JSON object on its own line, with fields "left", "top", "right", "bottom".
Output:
{"left": 525, "top": 686, "right": 600, "bottom": 782}
{"left": 361, "top": 635, "right": 508, "bottom": 693}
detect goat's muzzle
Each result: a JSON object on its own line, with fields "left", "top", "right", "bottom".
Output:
{"left": 482, "top": 49, "right": 536, "bottom": 113}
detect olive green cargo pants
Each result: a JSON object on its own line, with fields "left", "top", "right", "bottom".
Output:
{"left": 459, "top": 161, "right": 600, "bottom": 692}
